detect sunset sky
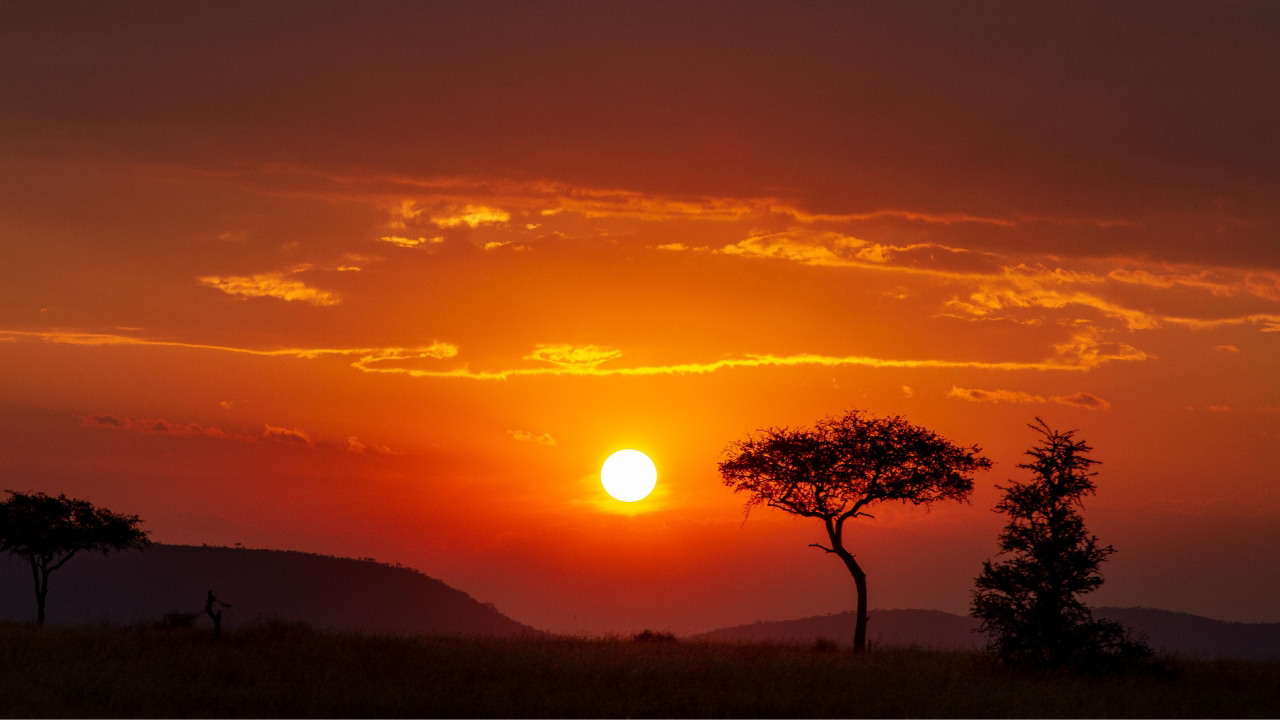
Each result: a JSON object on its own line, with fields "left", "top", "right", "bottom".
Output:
{"left": 2, "top": 2, "right": 1279, "bottom": 634}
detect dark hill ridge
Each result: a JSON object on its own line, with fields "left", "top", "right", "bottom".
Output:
{"left": 693, "top": 607, "right": 1280, "bottom": 659}
{"left": 0, "top": 543, "right": 539, "bottom": 636}
{"left": 694, "top": 609, "right": 982, "bottom": 650}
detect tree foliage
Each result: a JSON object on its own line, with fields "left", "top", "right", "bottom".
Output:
{"left": 971, "top": 420, "right": 1149, "bottom": 669}
{"left": 0, "top": 490, "right": 150, "bottom": 624}
{"left": 720, "top": 410, "right": 991, "bottom": 650}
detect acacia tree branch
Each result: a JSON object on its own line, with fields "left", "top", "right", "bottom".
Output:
{"left": 47, "top": 548, "right": 81, "bottom": 573}
{"left": 765, "top": 499, "right": 827, "bottom": 519}
{"left": 808, "top": 543, "right": 835, "bottom": 553}
{"left": 836, "top": 497, "right": 872, "bottom": 536}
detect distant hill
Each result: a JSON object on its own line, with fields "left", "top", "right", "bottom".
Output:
{"left": 693, "top": 609, "right": 983, "bottom": 650}
{"left": 0, "top": 544, "right": 539, "bottom": 636}
{"left": 693, "top": 607, "right": 1280, "bottom": 659}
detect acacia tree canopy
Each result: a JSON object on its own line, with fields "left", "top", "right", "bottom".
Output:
{"left": 0, "top": 490, "right": 150, "bottom": 625}
{"left": 719, "top": 410, "right": 991, "bottom": 650}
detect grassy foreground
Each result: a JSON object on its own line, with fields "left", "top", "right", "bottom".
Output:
{"left": 0, "top": 622, "right": 1277, "bottom": 718}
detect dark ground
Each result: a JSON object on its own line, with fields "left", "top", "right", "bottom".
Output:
{"left": 0, "top": 622, "right": 1278, "bottom": 718}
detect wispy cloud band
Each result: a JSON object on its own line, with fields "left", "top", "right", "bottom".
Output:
{"left": 199, "top": 273, "right": 340, "bottom": 305}
{"left": 1, "top": 330, "right": 1145, "bottom": 383}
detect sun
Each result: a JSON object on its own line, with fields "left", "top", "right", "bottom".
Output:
{"left": 600, "top": 449, "right": 657, "bottom": 502}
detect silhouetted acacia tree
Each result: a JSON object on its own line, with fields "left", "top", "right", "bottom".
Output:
{"left": 972, "top": 420, "right": 1149, "bottom": 669}
{"left": 719, "top": 410, "right": 991, "bottom": 651}
{"left": 0, "top": 491, "right": 150, "bottom": 625}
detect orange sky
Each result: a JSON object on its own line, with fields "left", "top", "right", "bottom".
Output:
{"left": 2, "top": 2, "right": 1279, "bottom": 633}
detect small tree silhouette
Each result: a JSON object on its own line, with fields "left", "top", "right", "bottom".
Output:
{"left": 0, "top": 490, "right": 150, "bottom": 625}
{"left": 972, "top": 419, "right": 1150, "bottom": 669}
{"left": 719, "top": 410, "right": 991, "bottom": 651}
{"left": 205, "top": 590, "right": 232, "bottom": 639}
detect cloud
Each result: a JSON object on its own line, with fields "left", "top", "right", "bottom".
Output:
{"left": 83, "top": 414, "right": 248, "bottom": 439}
{"left": 0, "top": 330, "right": 457, "bottom": 371}
{"left": 199, "top": 273, "right": 340, "bottom": 306}
{"left": 345, "top": 344, "right": 464, "bottom": 373}
{"left": 2, "top": 328, "right": 1143, "bottom": 385}
{"left": 508, "top": 430, "right": 556, "bottom": 446}
{"left": 949, "top": 267, "right": 1159, "bottom": 330}
{"left": 1108, "top": 267, "right": 1280, "bottom": 303}
{"left": 942, "top": 264, "right": 1280, "bottom": 334}
{"left": 523, "top": 344, "right": 624, "bottom": 368}
{"left": 947, "top": 387, "right": 1045, "bottom": 404}
{"left": 361, "top": 177, "right": 1028, "bottom": 227}
{"left": 718, "top": 231, "right": 876, "bottom": 268}
{"left": 901, "top": 385, "right": 913, "bottom": 397}
{"left": 293, "top": 170, "right": 1040, "bottom": 228}
{"left": 1051, "top": 329, "right": 1150, "bottom": 367}
{"left": 88, "top": 416, "right": 395, "bottom": 453}
{"left": 1216, "top": 345, "right": 1240, "bottom": 353}
{"left": 263, "top": 424, "right": 311, "bottom": 445}
{"left": 1050, "top": 392, "right": 1111, "bottom": 410}
{"left": 717, "top": 230, "right": 1001, "bottom": 278}
{"left": 361, "top": 335, "right": 1146, "bottom": 381}
{"left": 431, "top": 205, "right": 510, "bottom": 228}
{"left": 169, "top": 167, "right": 1280, "bottom": 340}
{"left": 346, "top": 436, "right": 395, "bottom": 454}
{"left": 707, "top": 228, "right": 1280, "bottom": 335}
{"left": 1162, "top": 313, "right": 1280, "bottom": 332}
{"left": 947, "top": 387, "right": 1110, "bottom": 410}
{"left": 379, "top": 235, "right": 443, "bottom": 248}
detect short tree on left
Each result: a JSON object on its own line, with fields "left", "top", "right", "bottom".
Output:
{"left": 0, "top": 491, "right": 150, "bottom": 625}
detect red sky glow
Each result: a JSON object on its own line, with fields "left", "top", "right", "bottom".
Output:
{"left": 2, "top": 2, "right": 1279, "bottom": 634}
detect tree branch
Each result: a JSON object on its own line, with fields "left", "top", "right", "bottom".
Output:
{"left": 47, "top": 549, "right": 80, "bottom": 573}
{"left": 808, "top": 542, "right": 836, "bottom": 553}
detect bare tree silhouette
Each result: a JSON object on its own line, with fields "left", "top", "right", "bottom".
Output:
{"left": 205, "top": 590, "right": 232, "bottom": 639}
{"left": 0, "top": 490, "right": 150, "bottom": 625}
{"left": 972, "top": 419, "right": 1150, "bottom": 669}
{"left": 719, "top": 410, "right": 991, "bottom": 651}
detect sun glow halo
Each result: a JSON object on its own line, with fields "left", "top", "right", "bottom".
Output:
{"left": 600, "top": 449, "right": 657, "bottom": 502}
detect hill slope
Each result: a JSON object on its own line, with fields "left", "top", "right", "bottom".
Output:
{"left": 693, "top": 607, "right": 1280, "bottom": 659}
{"left": 0, "top": 544, "right": 538, "bottom": 636}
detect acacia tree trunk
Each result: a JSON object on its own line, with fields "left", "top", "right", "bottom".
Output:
{"left": 30, "top": 562, "right": 49, "bottom": 626}
{"left": 836, "top": 549, "right": 869, "bottom": 651}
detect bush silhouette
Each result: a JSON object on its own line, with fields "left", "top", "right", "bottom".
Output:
{"left": 972, "top": 419, "right": 1150, "bottom": 670}
{"left": 633, "top": 629, "right": 677, "bottom": 643}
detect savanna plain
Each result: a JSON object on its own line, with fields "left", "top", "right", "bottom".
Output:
{"left": 1, "top": 622, "right": 1277, "bottom": 718}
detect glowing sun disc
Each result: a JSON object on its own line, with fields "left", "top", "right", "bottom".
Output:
{"left": 601, "top": 449, "right": 657, "bottom": 502}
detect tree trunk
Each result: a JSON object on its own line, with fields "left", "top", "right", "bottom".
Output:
{"left": 837, "top": 551, "right": 869, "bottom": 651}
{"left": 32, "top": 564, "right": 49, "bottom": 626}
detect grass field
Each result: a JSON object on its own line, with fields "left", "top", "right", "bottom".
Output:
{"left": 0, "top": 621, "right": 1277, "bottom": 718}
